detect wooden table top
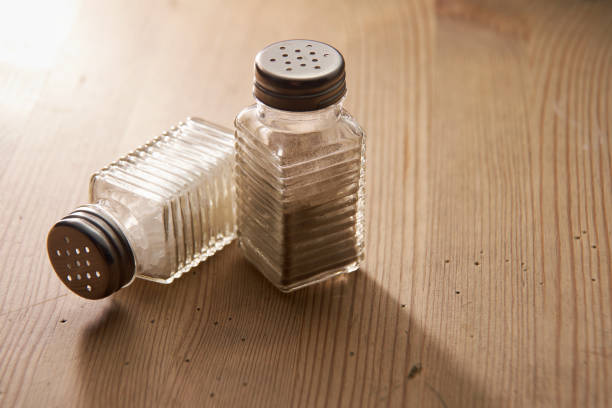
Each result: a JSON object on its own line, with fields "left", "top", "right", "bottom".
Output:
{"left": 1, "top": 0, "right": 611, "bottom": 406}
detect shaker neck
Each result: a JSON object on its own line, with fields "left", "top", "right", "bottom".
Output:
{"left": 255, "top": 98, "right": 343, "bottom": 132}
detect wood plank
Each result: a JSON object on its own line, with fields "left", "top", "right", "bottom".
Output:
{"left": 0, "top": 0, "right": 610, "bottom": 406}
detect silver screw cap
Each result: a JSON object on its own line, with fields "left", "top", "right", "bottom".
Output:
{"left": 46, "top": 207, "right": 134, "bottom": 299}
{"left": 254, "top": 39, "right": 346, "bottom": 111}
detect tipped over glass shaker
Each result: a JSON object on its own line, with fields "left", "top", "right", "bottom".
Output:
{"left": 46, "top": 118, "right": 236, "bottom": 299}
{"left": 234, "top": 39, "right": 366, "bottom": 292}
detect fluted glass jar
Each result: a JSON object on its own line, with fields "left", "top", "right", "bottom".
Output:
{"left": 47, "top": 117, "right": 236, "bottom": 299}
{"left": 235, "top": 39, "right": 366, "bottom": 292}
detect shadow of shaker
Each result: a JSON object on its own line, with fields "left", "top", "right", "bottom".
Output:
{"left": 75, "top": 243, "right": 497, "bottom": 407}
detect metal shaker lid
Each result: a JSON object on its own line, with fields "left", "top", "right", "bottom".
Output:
{"left": 253, "top": 39, "right": 347, "bottom": 112}
{"left": 47, "top": 207, "right": 135, "bottom": 300}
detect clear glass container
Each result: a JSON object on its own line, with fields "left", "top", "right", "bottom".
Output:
{"left": 47, "top": 117, "right": 236, "bottom": 299}
{"left": 235, "top": 39, "right": 366, "bottom": 292}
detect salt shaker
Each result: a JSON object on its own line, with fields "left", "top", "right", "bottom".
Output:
{"left": 46, "top": 118, "right": 236, "bottom": 299}
{"left": 235, "top": 39, "right": 366, "bottom": 292}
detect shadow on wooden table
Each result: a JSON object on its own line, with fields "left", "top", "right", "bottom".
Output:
{"left": 75, "top": 243, "right": 497, "bottom": 407}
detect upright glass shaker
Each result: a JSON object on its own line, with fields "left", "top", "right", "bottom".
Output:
{"left": 46, "top": 118, "right": 236, "bottom": 299}
{"left": 235, "top": 39, "right": 366, "bottom": 292}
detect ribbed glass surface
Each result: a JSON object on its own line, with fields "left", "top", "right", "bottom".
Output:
{"left": 89, "top": 117, "right": 236, "bottom": 282}
{"left": 235, "top": 103, "right": 365, "bottom": 292}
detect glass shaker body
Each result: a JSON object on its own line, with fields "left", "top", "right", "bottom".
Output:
{"left": 235, "top": 98, "right": 366, "bottom": 292}
{"left": 47, "top": 117, "right": 236, "bottom": 299}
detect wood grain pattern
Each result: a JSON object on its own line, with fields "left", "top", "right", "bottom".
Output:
{"left": 1, "top": 0, "right": 611, "bottom": 406}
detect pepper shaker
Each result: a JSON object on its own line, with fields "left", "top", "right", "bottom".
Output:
{"left": 234, "top": 39, "right": 366, "bottom": 292}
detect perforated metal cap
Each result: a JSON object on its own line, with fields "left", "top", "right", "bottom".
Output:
{"left": 46, "top": 207, "right": 135, "bottom": 300}
{"left": 254, "top": 39, "right": 346, "bottom": 111}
